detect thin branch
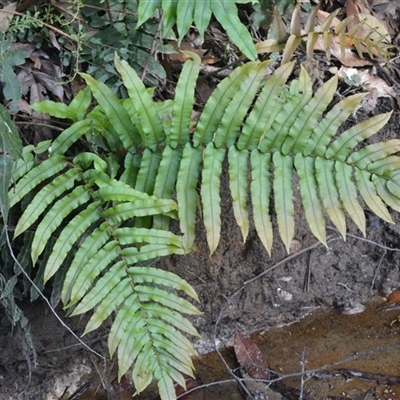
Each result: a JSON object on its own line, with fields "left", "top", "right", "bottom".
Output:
{"left": 1, "top": 205, "right": 105, "bottom": 360}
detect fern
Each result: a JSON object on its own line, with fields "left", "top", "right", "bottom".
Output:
{"left": 257, "top": 4, "right": 393, "bottom": 64}
{"left": 11, "top": 54, "right": 399, "bottom": 399}
{"left": 136, "top": 0, "right": 257, "bottom": 60}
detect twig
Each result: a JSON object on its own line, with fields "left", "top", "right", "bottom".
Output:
{"left": 213, "top": 307, "right": 255, "bottom": 400}
{"left": 303, "top": 250, "right": 312, "bottom": 292}
{"left": 298, "top": 347, "right": 308, "bottom": 400}
{"left": 371, "top": 246, "right": 387, "bottom": 291}
{"left": 140, "top": 14, "right": 164, "bottom": 82}
{"left": 327, "top": 226, "right": 400, "bottom": 253}
{"left": 229, "top": 235, "right": 341, "bottom": 299}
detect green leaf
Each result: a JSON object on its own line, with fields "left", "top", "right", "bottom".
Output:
{"left": 153, "top": 146, "right": 182, "bottom": 230}
{"left": 161, "top": 0, "right": 177, "bottom": 34}
{"left": 115, "top": 55, "right": 164, "bottom": 150}
{"left": 50, "top": 118, "right": 102, "bottom": 156}
{"left": 135, "top": 148, "right": 162, "bottom": 195}
{"left": 260, "top": 67, "right": 313, "bottom": 153}
{"left": 121, "top": 243, "right": 185, "bottom": 264}
{"left": 30, "top": 100, "right": 76, "bottom": 121}
{"left": 128, "top": 266, "right": 199, "bottom": 301}
{"left": 282, "top": 75, "right": 338, "bottom": 155}
{"left": 1, "top": 63, "right": 22, "bottom": 101}
{"left": 355, "top": 169, "right": 393, "bottom": 223}
{"left": 228, "top": 146, "right": 249, "bottom": 242}
{"left": 176, "top": 0, "right": 195, "bottom": 40}
{"left": 368, "top": 156, "right": 400, "bottom": 176}
{"left": 103, "top": 199, "right": 176, "bottom": 225}
{"left": 211, "top": 1, "right": 257, "bottom": 60}
{"left": 114, "top": 227, "right": 182, "bottom": 247}
{"left": 83, "top": 277, "right": 132, "bottom": 334}
{"left": 347, "top": 139, "right": 400, "bottom": 169}
{"left": 315, "top": 158, "right": 346, "bottom": 239}
{"left": 194, "top": 0, "right": 211, "bottom": 39}
{"left": 9, "top": 155, "right": 67, "bottom": 208}
{"left": 108, "top": 294, "right": 141, "bottom": 357}
{"left": 0, "top": 104, "right": 23, "bottom": 159}
{"left": 250, "top": 150, "right": 273, "bottom": 255}
{"left": 68, "top": 86, "right": 92, "bottom": 121}
{"left": 44, "top": 202, "right": 102, "bottom": 282}
{"left": 14, "top": 168, "right": 82, "bottom": 238}
{"left": 31, "top": 185, "right": 91, "bottom": 264}
{"left": 193, "top": 62, "right": 256, "bottom": 147}
{"left": 176, "top": 143, "right": 202, "bottom": 252}
{"left": 133, "top": 343, "right": 157, "bottom": 394}
{"left": 373, "top": 174, "right": 400, "bottom": 212}
{"left": 0, "top": 154, "right": 13, "bottom": 220}
{"left": 135, "top": 284, "right": 201, "bottom": 315}
{"left": 273, "top": 152, "right": 294, "bottom": 253}
{"left": 239, "top": 61, "right": 294, "bottom": 151}
{"left": 295, "top": 154, "right": 327, "bottom": 246}
{"left": 169, "top": 53, "right": 200, "bottom": 148}
{"left": 61, "top": 223, "right": 110, "bottom": 303}
{"left": 71, "top": 260, "right": 127, "bottom": 316}
{"left": 305, "top": 93, "right": 366, "bottom": 157}
{"left": 335, "top": 162, "right": 366, "bottom": 235}
{"left": 213, "top": 61, "right": 268, "bottom": 148}
{"left": 137, "top": 0, "right": 160, "bottom": 27}
{"left": 326, "top": 112, "right": 392, "bottom": 162}
{"left": 142, "top": 303, "right": 199, "bottom": 337}
{"left": 200, "top": 143, "right": 226, "bottom": 255}
{"left": 67, "top": 240, "right": 120, "bottom": 306}
{"left": 80, "top": 72, "right": 140, "bottom": 151}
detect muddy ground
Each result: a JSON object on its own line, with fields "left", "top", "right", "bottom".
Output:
{"left": 1, "top": 95, "right": 400, "bottom": 399}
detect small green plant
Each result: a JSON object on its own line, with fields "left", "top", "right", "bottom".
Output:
{"left": 7, "top": 52, "right": 400, "bottom": 399}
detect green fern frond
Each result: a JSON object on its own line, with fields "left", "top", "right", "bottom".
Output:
{"left": 12, "top": 53, "right": 400, "bottom": 400}
{"left": 136, "top": 0, "right": 257, "bottom": 60}
{"left": 10, "top": 153, "right": 200, "bottom": 400}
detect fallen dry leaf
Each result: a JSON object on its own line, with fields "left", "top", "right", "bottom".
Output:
{"left": 233, "top": 331, "right": 269, "bottom": 380}
{"left": 388, "top": 288, "right": 400, "bottom": 303}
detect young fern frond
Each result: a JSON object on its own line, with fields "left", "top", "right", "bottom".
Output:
{"left": 14, "top": 53, "right": 399, "bottom": 400}
{"left": 256, "top": 4, "right": 393, "bottom": 64}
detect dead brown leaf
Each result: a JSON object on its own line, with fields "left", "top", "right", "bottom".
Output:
{"left": 233, "top": 331, "right": 269, "bottom": 380}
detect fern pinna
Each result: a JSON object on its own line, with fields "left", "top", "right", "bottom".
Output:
{"left": 10, "top": 53, "right": 398, "bottom": 399}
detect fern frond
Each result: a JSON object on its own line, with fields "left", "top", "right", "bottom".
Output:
{"left": 80, "top": 72, "right": 140, "bottom": 151}
{"left": 250, "top": 150, "right": 273, "bottom": 255}
{"left": 13, "top": 53, "right": 400, "bottom": 400}
{"left": 176, "top": 143, "right": 202, "bottom": 252}
{"left": 257, "top": 6, "right": 393, "bottom": 63}
{"left": 228, "top": 146, "right": 249, "bottom": 242}
{"left": 9, "top": 155, "right": 67, "bottom": 209}
{"left": 115, "top": 56, "right": 165, "bottom": 150}
{"left": 273, "top": 152, "right": 295, "bottom": 253}
{"left": 295, "top": 154, "right": 327, "bottom": 246}
{"left": 335, "top": 162, "right": 366, "bottom": 235}
{"left": 193, "top": 62, "right": 260, "bottom": 147}
{"left": 213, "top": 61, "right": 270, "bottom": 148}
{"left": 201, "top": 143, "right": 226, "bottom": 255}
{"left": 137, "top": 0, "right": 257, "bottom": 60}
{"left": 169, "top": 52, "right": 200, "bottom": 148}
